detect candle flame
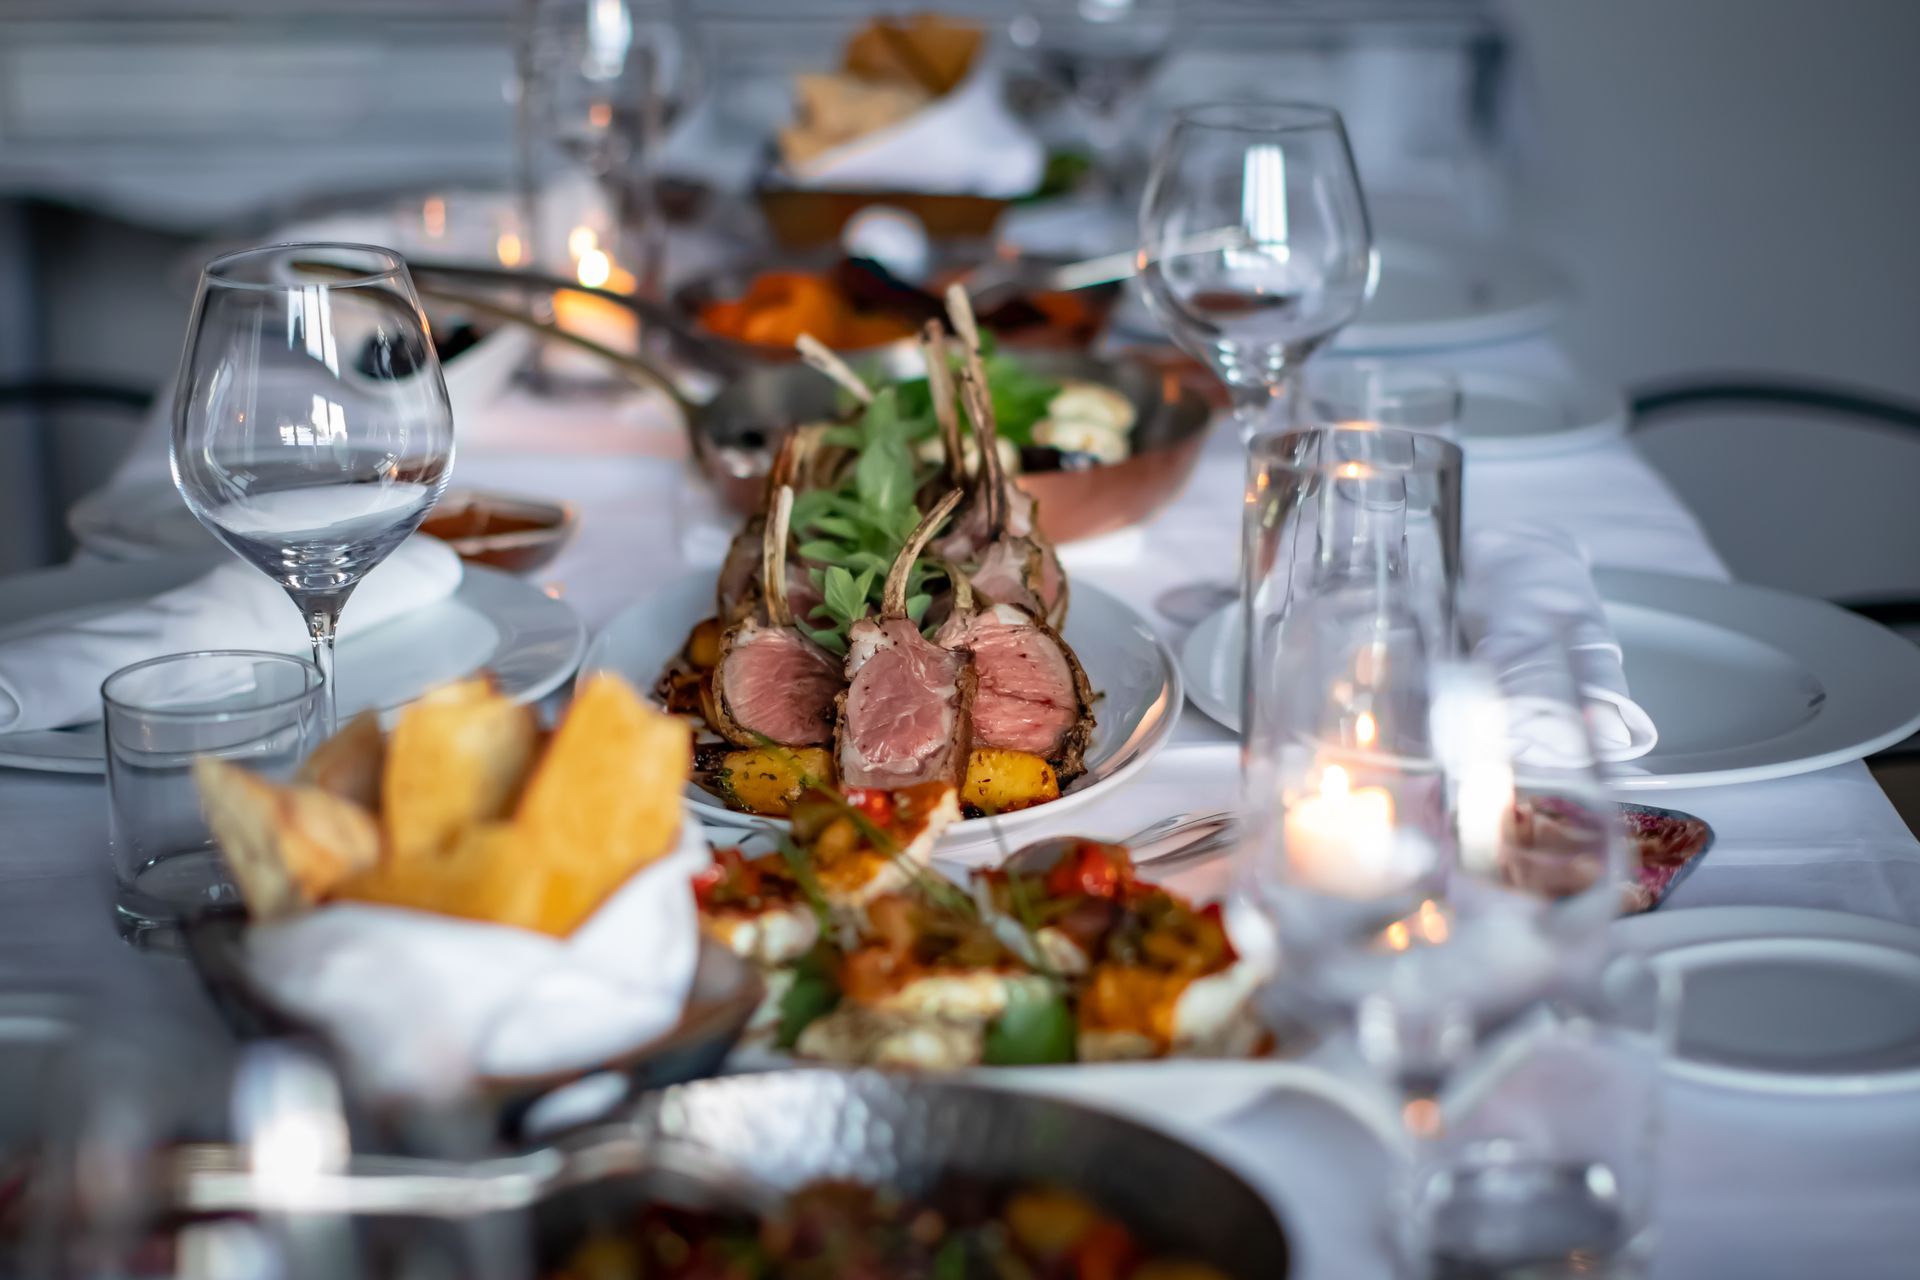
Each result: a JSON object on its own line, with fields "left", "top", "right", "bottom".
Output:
{"left": 576, "top": 248, "right": 613, "bottom": 289}
{"left": 1355, "top": 710, "right": 1377, "bottom": 748}
{"left": 495, "top": 231, "right": 524, "bottom": 267}
{"left": 1417, "top": 898, "right": 1450, "bottom": 943}
{"left": 1383, "top": 921, "right": 1410, "bottom": 951}
{"left": 567, "top": 225, "right": 599, "bottom": 260}
{"left": 1321, "top": 763, "right": 1350, "bottom": 800}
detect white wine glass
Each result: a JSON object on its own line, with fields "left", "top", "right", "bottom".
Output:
{"left": 1141, "top": 100, "right": 1375, "bottom": 438}
{"left": 1015, "top": 0, "right": 1182, "bottom": 195}
{"left": 170, "top": 242, "right": 455, "bottom": 731}
{"left": 1140, "top": 101, "right": 1375, "bottom": 622}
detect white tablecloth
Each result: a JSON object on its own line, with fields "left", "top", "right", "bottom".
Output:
{"left": 9, "top": 331, "right": 1920, "bottom": 1277}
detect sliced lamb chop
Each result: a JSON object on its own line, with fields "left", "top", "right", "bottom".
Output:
{"left": 837, "top": 489, "right": 976, "bottom": 790}
{"left": 933, "top": 561, "right": 1095, "bottom": 782}
{"left": 717, "top": 426, "right": 826, "bottom": 625}
{"left": 935, "top": 285, "right": 1069, "bottom": 628}
{"left": 710, "top": 486, "right": 844, "bottom": 748}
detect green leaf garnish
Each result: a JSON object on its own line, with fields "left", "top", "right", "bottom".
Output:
{"left": 982, "top": 986, "right": 1076, "bottom": 1065}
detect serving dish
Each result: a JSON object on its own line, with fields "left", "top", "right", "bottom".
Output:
{"left": 672, "top": 250, "right": 1123, "bottom": 369}
{"left": 417, "top": 489, "right": 578, "bottom": 575}
{"left": 585, "top": 570, "right": 1182, "bottom": 853}
{"left": 580, "top": 1071, "right": 1291, "bottom": 1276}
{"left": 687, "top": 346, "right": 1211, "bottom": 545}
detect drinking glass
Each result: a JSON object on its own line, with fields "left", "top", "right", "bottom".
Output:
{"left": 525, "top": 0, "right": 703, "bottom": 295}
{"left": 1420, "top": 956, "right": 1676, "bottom": 1279}
{"left": 1305, "top": 363, "right": 1464, "bottom": 440}
{"left": 1014, "top": 0, "right": 1181, "bottom": 192}
{"left": 103, "top": 650, "right": 324, "bottom": 930}
{"left": 1140, "top": 101, "right": 1376, "bottom": 441}
{"left": 171, "top": 242, "right": 456, "bottom": 731}
{"left": 1241, "top": 424, "right": 1464, "bottom": 718}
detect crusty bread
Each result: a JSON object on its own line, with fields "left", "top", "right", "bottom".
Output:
{"left": 295, "top": 710, "right": 384, "bottom": 810}
{"left": 380, "top": 677, "right": 538, "bottom": 864}
{"left": 515, "top": 673, "right": 691, "bottom": 882}
{"left": 194, "top": 757, "right": 381, "bottom": 919}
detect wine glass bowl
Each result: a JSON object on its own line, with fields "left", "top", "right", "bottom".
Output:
{"left": 1141, "top": 101, "right": 1375, "bottom": 434}
{"left": 170, "top": 242, "right": 456, "bottom": 727}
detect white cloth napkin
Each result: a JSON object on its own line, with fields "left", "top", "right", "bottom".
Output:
{"left": 243, "top": 821, "right": 709, "bottom": 1101}
{"left": 0, "top": 536, "right": 462, "bottom": 734}
{"left": 1464, "top": 524, "right": 1659, "bottom": 766}
{"left": 780, "top": 66, "right": 1044, "bottom": 197}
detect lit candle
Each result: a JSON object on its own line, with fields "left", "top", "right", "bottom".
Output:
{"left": 1283, "top": 762, "right": 1430, "bottom": 898}
{"left": 548, "top": 234, "right": 639, "bottom": 378}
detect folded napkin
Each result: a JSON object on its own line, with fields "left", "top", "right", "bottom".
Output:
{"left": 243, "top": 821, "right": 709, "bottom": 1101}
{"left": 0, "top": 536, "right": 462, "bottom": 734}
{"left": 1463, "top": 525, "right": 1658, "bottom": 766}
{"left": 780, "top": 66, "right": 1044, "bottom": 197}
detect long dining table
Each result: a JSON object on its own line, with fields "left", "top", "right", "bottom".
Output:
{"left": 5, "top": 321, "right": 1919, "bottom": 1278}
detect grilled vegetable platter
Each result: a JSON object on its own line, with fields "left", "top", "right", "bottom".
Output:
{"left": 657, "top": 287, "right": 1110, "bottom": 824}
{"left": 691, "top": 778, "right": 1273, "bottom": 1070}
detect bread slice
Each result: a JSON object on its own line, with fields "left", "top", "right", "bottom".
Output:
{"left": 194, "top": 758, "right": 381, "bottom": 920}
{"left": 381, "top": 677, "right": 538, "bottom": 864}
{"left": 296, "top": 710, "right": 385, "bottom": 810}
{"left": 336, "top": 821, "right": 607, "bottom": 937}
{"left": 514, "top": 673, "right": 690, "bottom": 884}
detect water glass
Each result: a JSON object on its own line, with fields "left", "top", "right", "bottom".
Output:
{"left": 102, "top": 650, "right": 324, "bottom": 927}
{"left": 1242, "top": 424, "right": 1465, "bottom": 733}
{"left": 1305, "top": 363, "right": 1464, "bottom": 440}
{"left": 1419, "top": 956, "right": 1676, "bottom": 1279}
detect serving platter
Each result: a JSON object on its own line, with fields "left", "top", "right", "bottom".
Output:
{"left": 583, "top": 569, "right": 1183, "bottom": 853}
{"left": 1613, "top": 906, "right": 1920, "bottom": 1094}
{"left": 1179, "top": 571, "right": 1920, "bottom": 789}
{"left": 0, "top": 555, "right": 584, "bottom": 774}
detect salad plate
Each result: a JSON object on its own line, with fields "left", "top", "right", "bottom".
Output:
{"left": 583, "top": 569, "right": 1182, "bottom": 853}
{"left": 0, "top": 555, "right": 583, "bottom": 774}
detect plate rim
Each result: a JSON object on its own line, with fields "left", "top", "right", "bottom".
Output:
{"left": 0, "top": 560, "right": 584, "bottom": 775}
{"left": 1178, "top": 572, "right": 1920, "bottom": 789}
{"left": 1333, "top": 235, "right": 1573, "bottom": 354}
{"left": 1451, "top": 368, "right": 1628, "bottom": 459}
{"left": 1612, "top": 905, "right": 1920, "bottom": 1094}
{"left": 581, "top": 570, "right": 1184, "bottom": 853}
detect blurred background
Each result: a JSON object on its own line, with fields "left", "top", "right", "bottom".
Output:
{"left": 0, "top": 0, "right": 1915, "bottom": 600}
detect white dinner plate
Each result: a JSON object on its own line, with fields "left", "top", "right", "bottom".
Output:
{"left": 0, "top": 556, "right": 585, "bottom": 774}
{"left": 1179, "top": 570, "right": 1920, "bottom": 789}
{"left": 1334, "top": 236, "right": 1573, "bottom": 354}
{"left": 1453, "top": 370, "right": 1627, "bottom": 458}
{"left": 1613, "top": 906, "right": 1920, "bottom": 1093}
{"left": 582, "top": 570, "right": 1183, "bottom": 854}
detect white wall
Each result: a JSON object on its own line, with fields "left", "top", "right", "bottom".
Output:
{"left": 1498, "top": 0, "right": 1920, "bottom": 601}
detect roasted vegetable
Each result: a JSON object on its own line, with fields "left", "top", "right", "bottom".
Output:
{"left": 714, "top": 746, "right": 834, "bottom": 816}
{"left": 685, "top": 616, "right": 723, "bottom": 671}
{"left": 962, "top": 748, "right": 1060, "bottom": 815}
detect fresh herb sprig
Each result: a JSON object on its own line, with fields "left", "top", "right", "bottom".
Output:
{"left": 790, "top": 389, "right": 938, "bottom": 653}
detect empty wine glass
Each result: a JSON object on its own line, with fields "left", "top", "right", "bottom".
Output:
{"left": 171, "top": 243, "right": 456, "bottom": 731}
{"left": 525, "top": 0, "right": 703, "bottom": 294}
{"left": 1014, "top": 0, "right": 1181, "bottom": 193}
{"left": 1141, "top": 101, "right": 1375, "bottom": 439}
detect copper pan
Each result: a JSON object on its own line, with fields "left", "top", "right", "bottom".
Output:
{"left": 688, "top": 347, "right": 1214, "bottom": 544}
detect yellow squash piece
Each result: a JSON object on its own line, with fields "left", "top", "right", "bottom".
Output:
{"left": 962, "top": 748, "right": 1060, "bottom": 815}
{"left": 715, "top": 746, "right": 833, "bottom": 816}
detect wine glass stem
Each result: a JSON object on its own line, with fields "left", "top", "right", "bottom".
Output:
{"left": 1228, "top": 380, "right": 1288, "bottom": 443}
{"left": 305, "top": 606, "right": 341, "bottom": 734}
